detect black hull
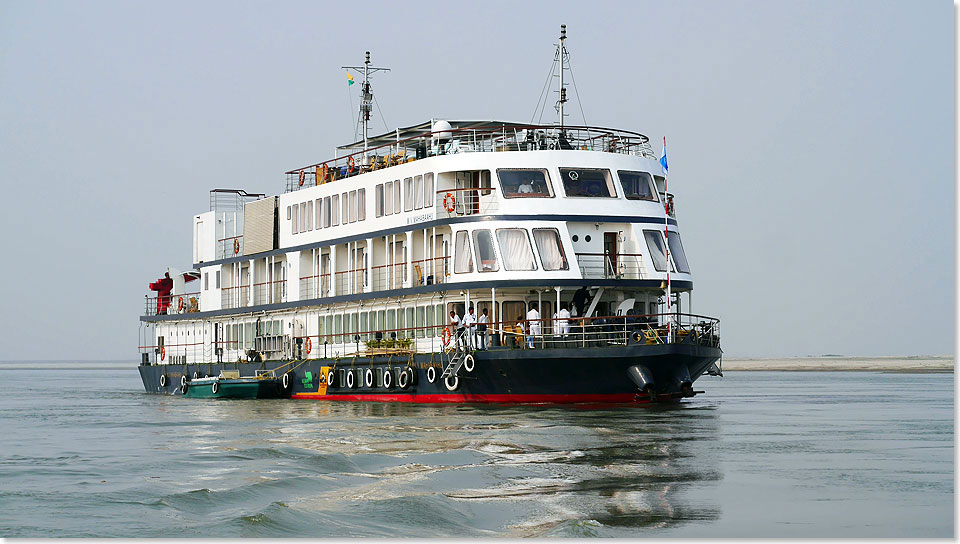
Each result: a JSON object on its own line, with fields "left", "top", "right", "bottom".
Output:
{"left": 139, "top": 343, "right": 721, "bottom": 404}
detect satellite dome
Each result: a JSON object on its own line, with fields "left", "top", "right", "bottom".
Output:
{"left": 432, "top": 119, "right": 453, "bottom": 141}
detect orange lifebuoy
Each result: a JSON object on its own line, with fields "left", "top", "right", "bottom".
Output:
{"left": 346, "top": 156, "right": 356, "bottom": 174}
{"left": 233, "top": 238, "right": 240, "bottom": 254}
{"left": 298, "top": 170, "right": 305, "bottom": 187}
{"left": 160, "top": 346, "right": 166, "bottom": 361}
{"left": 442, "top": 327, "right": 452, "bottom": 347}
{"left": 443, "top": 192, "right": 456, "bottom": 213}
{"left": 178, "top": 297, "right": 184, "bottom": 312}
{"left": 321, "top": 163, "right": 329, "bottom": 183}
{"left": 304, "top": 337, "right": 312, "bottom": 355}
{"left": 665, "top": 198, "right": 674, "bottom": 216}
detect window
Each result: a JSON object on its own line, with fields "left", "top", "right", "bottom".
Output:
{"left": 560, "top": 168, "right": 616, "bottom": 197}
{"left": 349, "top": 190, "right": 358, "bottom": 223}
{"left": 404, "top": 177, "right": 414, "bottom": 211}
{"left": 643, "top": 230, "right": 672, "bottom": 272}
{"left": 473, "top": 229, "right": 498, "bottom": 272}
{"left": 291, "top": 203, "right": 299, "bottom": 234}
{"left": 667, "top": 233, "right": 691, "bottom": 273}
{"left": 315, "top": 198, "right": 322, "bottom": 228}
{"left": 331, "top": 194, "right": 340, "bottom": 226}
{"left": 533, "top": 228, "right": 569, "bottom": 270}
{"left": 300, "top": 202, "right": 307, "bottom": 231}
{"left": 393, "top": 180, "right": 401, "bottom": 214}
{"left": 454, "top": 231, "right": 474, "bottom": 273}
{"left": 306, "top": 200, "right": 314, "bottom": 231}
{"left": 384, "top": 182, "right": 394, "bottom": 215}
{"left": 414, "top": 175, "right": 424, "bottom": 209}
{"left": 496, "top": 229, "right": 537, "bottom": 270}
{"left": 357, "top": 188, "right": 366, "bottom": 221}
{"left": 618, "top": 170, "right": 659, "bottom": 201}
{"left": 416, "top": 306, "right": 426, "bottom": 338}
{"left": 375, "top": 184, "right": 384, "bottom": 217}
{"left": 286, "top": 205, "right": 291, "bottom": 220}
{"left": 497, "top": 168, "right": 553, "bottom": 198}
{"left": 323, "top": 197, "right": 331, "bottom": 227}
{"left": 215, "top": 270, "right": 220, "bottom": 288}
{"left": 204, "top": 273, "right": 209, "bottom": 291}
{"left": 424, "top": 173, "right": 434, "bottom": 207}
{"left": 342, "top": 192, "right": 348, "bottom": 223}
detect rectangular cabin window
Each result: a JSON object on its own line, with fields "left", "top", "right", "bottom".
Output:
{"left": 667, "top": 232, "right": 691, "bottom": 274}
{"left": 322, "top": 197, "right": 331, "bottom": 227}
{"left": 306, "top": 200, "right": 314, "bottom": 231}
{"left": 424, "top": 173, "right": 434, "bottom": 207}
{"left": 404, "top": 177, "right": 414, "bottom": 211}
{"left": 559, "top": 168, "right": 616, "bottom": 197}
{"left": 497, "top": 168, "right": 553, "bottom": 198}
{"left": 331, "top": 194, "right": 340, "bottom": 226}
{"left": 393, "top": 180, "right": 401, "bottom": 214}
{"left": 532, "top": 228, "right": 569, "bottom": 270}
{"left": 618, "top": 170, "right": 659, "bottom": 201}
{"left": 349, "top": 190, "right": 358, "bottom": 223}
{"left": 479, "top": 170, "right": 492, "bottom": 195}
{"left": 375, "top": 184, "right": 384, "bottom": 217}
{"left": 472, "top": 229, "right": 498, "bottom": 272}
{"left": 286, "top": 205, "right": 291, "bottom": 220}
{"left": 300, "top": 202, "right": 307, "bottom": 232}
{"left": 315, "top": 198, "right": 322, "bottom": 228}
{"left": 342, "top": 192, "right": 349, "bottom": 223}
{"left": 454, "top": 231, "right": 474, "bottom": 273}
{"left": 215, "top": 270, "right": 220, "bottom": 289}
{"left": 291, "top": 203, "right": 299, "bottom": 234}
{"left": 404, "top": 308, "right": 415, "bottom": 338}
{"left": 643, "top": 230, "right": 672, "bottom": 272}
{"left": 383, "top": 182, "right": 394, "bottom": 215}
{"left": 204, "top": 273, "right": 209, "bottom": 291}
{"left": 414, "top": 175, "right": 424, "bottom": 209}
{"left": 496, "top": 229, "right": 537, "bottom": 271}
{"left": 358, "top": 188, "right": 366, "bottom": 221}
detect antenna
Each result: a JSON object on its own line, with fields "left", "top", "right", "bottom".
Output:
{"left": 557, "top": 24, "right": 567, "bottom": 129}
{"left": 342, "top": 51, "right": 390, "bottom": 163}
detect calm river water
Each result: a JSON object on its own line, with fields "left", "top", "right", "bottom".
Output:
{"left": 0, "top": 362, "right": 953, "bottom": 538}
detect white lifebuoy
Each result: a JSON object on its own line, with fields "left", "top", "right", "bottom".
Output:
{"left": 159, "top": 374, "right": 166, "bottom": 388}
{"left": 383, "top": 368, "right": 393, "bottom": 388}
{"left": 282, "top": 373, "right": 290, "bottom": 389}
{"left": 180, "top": 375, "right": 187, "bottom": 388}
{"left": 211, "top": 381, "right": 219, "bottom": 395}
{"left": 463, "top": 354, "right": 475, "bottom": 373}
{"left": 444, "top": 375, "right": 459, "bottom": 391}
{"left": 364, "top": 368, "right": 374, "bottom": 388}
{"left": 346, "top": 370, "right": 355, "bottom": 388}
{"left": 327, "top": 369, "right": 336, "bottom": 388}
{"left": 398, "top": 368, "right": 409, "bottom": 389}
{"left": 426, "top": 366, "right": 437, "bottom": 383}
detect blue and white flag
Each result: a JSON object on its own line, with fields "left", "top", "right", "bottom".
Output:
{"left": 659, "top": 137, "right": 669, "bottom": 175}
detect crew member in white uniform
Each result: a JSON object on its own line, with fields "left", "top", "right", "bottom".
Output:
{"left": 477, "top": 308, "right": 489, "bottom": 350}
{"left": 526, "top": 303, "right": 541, "bottom": 348}
{"left": 463, "top": 306, "right": 477, "bottom": 349}
{"left": 449, "top": 310, "right": 465, "bottom": 349}
{"left": 556, "top": 303, "right": 571, "bottom": 337}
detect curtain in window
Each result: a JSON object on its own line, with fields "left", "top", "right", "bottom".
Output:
{"left": 533, "top": 229, "right": 568, "bottom": 270}
{"left": 644, "top": 230, "right": 670, "bottom": 272}
{"left": 497, "top": 229, "right": 536, "bottom": 270}
{"left": 455, "top": 231, "right": 473, "bottom": 273}
{"left": 473, "top": 230, "right": 498, "bottom": 272}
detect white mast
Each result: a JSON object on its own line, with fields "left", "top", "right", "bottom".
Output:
{"left": 342, "top": 51, "right": 390, "bottom": 163}
{"left": 556, "top": 24, "right": 568, "bottom": 128}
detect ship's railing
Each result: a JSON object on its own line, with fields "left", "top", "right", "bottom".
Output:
{"left": 284, "top": 124, "right": 656, "bottom": 192}
{"left": 575, "top": 253, "right": 646, "bottom": 280}
{"left": 216, "top": 235, "right": 243, "bottom": 260}
{"left": 434, "top": 187, "right": 499, "bottom": 217}
{"left": 144, "top": 292, "right": 201, "bottom": 316}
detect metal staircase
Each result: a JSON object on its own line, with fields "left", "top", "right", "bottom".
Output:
{"left": 441, "top": 346, "right": 469, "bottom": 379}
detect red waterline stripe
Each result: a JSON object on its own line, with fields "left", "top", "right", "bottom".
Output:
{"left": 288, "top": 392, "right": 669, "bottom": 404}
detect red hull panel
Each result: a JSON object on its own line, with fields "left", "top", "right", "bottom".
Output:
{"left": 289, "top": 392, "right": 679, "bottom": 404}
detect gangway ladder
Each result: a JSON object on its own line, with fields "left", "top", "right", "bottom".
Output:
{"left": 441, "top": 345, "right": 470, "bottom": 379}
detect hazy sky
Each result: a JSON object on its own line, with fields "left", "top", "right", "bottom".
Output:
{"left": 0, "top": 1, "right": 953, "bottom": 360}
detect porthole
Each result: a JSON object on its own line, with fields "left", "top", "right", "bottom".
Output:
{"left": 572, "top": 235, "right": 579, "bottom": 242}
{"left": 585, "top": 235, "right": 592, "bottom": 242}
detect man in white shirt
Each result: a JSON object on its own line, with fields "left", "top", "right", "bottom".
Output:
{"left": 556, "top": 303, "right": 571, "bottom": 337}
{"left": 526, "top": 303, "right": 541, "bottom": 348}
{"left": 449, "top": 309, "right": 465, "bottom": 349}
{"left": 463, "top": 306, "right": 477, "bottom": 349}
{"left": 477, "top": 307, "right": 489, "bottom": 350}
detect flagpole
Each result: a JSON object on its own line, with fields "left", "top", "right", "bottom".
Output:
{"left": 662, "top": 137, "right": 671, "bottom": 344}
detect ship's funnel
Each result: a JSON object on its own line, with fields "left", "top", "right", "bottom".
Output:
{"left": 627, "top": 365, "right": 655, "bottom": 392}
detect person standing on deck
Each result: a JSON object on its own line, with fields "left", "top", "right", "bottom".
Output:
{"left": 464, "top": 306, "right": 477, "bottom": 349}
{"left": 526, "top": 303, "right": 541, "bottom": 348}
{"left": 149, "top": 272, "right": 173, "bottom": 315}
{"left": 449, "top": 310, "right": 465, "bottom": 349}
{"left": 556, "top": 303, "right": 571, "bottom": 337}
{"left": 477, "top": 308, "right": 489, "bottom": 350}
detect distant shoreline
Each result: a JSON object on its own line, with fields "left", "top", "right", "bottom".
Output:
{"left": 720, "top": 356, "right": 954, "bottom": 373}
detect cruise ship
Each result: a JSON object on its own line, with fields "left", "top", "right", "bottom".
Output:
{"left": 138, "top": 27, "right": 722, "bottom": 403}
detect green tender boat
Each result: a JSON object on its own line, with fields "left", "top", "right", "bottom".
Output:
{"left": 182, "top": 376, "right": 286, "bottom": 399}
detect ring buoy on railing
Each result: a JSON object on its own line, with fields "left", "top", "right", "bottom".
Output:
{"left": 159, "top": 374, "right": 166, "bottom": 388}
{"left": 441, "top": 327, "right": 452, "bottom": 347}
{"left": 426, "top": 366, "right": 437, "bottom": 383}
{"left": 160, "top": 346, "right": 166, "bottom": 361}
{"left": 233, "top": 238, "right": 240, "bottom": 254}
{"left": 298, "top": 170, "right": 305, "bottom": 187}
{"left": 383, "top": 368, "right": 392, "bottom": 389}
{"left": 321, "top": 163, "right": 330, "bottom": 183}
{"left": 304, "top": 337, "right": 312, "bottom": 355}
{"left": 178, "top": 297, "right": 184, "bottom": 312}
{"left": 443, "top": 192, "right": 456, "bottom": 213}
{"left": 346, "top": 156, "right": 356, "bottom": 174}
{"left": 364, "top": 368, "right": 374, "bottom": 388}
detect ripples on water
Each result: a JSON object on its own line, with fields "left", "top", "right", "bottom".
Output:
{"left": 0, "top": 364, "right": 952, "bottom": 537}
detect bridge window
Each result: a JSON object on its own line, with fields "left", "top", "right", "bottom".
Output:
{"left": 559, "top": 168, "right": 616, "bottom": 197}
{"left": 323, "top": 196, "right": 331, "bottom": 227}
{"left": 331, "top": 194, "right": 340, "bottom": 226}
{"left": 473, "top": 230, "right": 498, "bottom": 272}
{"left": 306, "top": 200, "right": 314, "bottom": 231}
{"left": 414, "top": 175, "right": 424, "bottom": 209}
{"left": 497, "top": 168, "right": 553, "bottom": 198}
{"left": 291, "top": 204, "right": 299, "bottom": 234}
{"left": 404, "top": 177, "right": 414, "bottom": 211}
{"left": 316, "top": 198, "right": 322, "bottom": 228}
{"left": 358, "top": 188, "right": 366, "bottom": 221}
{"left": 533, "top": 228, "right": 569, "bottom": 271}
{"left": 375, "top": 184, "right": 384, "bottom": 217}
{"left": 667, "top": 233, "right": 690, "bottom": 273}
{"left": 618, "top": 170, "right": 659, "bottom": 201}
{"left": 424, "top": 173, "right": 434, "bottom": 207}
{"left": 454, "top": 231, "right": 473, "bottom": 273}
{"left": 384, "top": 182, "right": 393, "bottom": 215}
{"left": 496, "top": 229, "right": 537, "bottom": 271}
{"left": 643, "top": 230, "right": 672, "bottom": 272}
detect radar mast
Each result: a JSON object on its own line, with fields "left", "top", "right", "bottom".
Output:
{"left": 342, "top": 52, "right": 390, "bottom": 162}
